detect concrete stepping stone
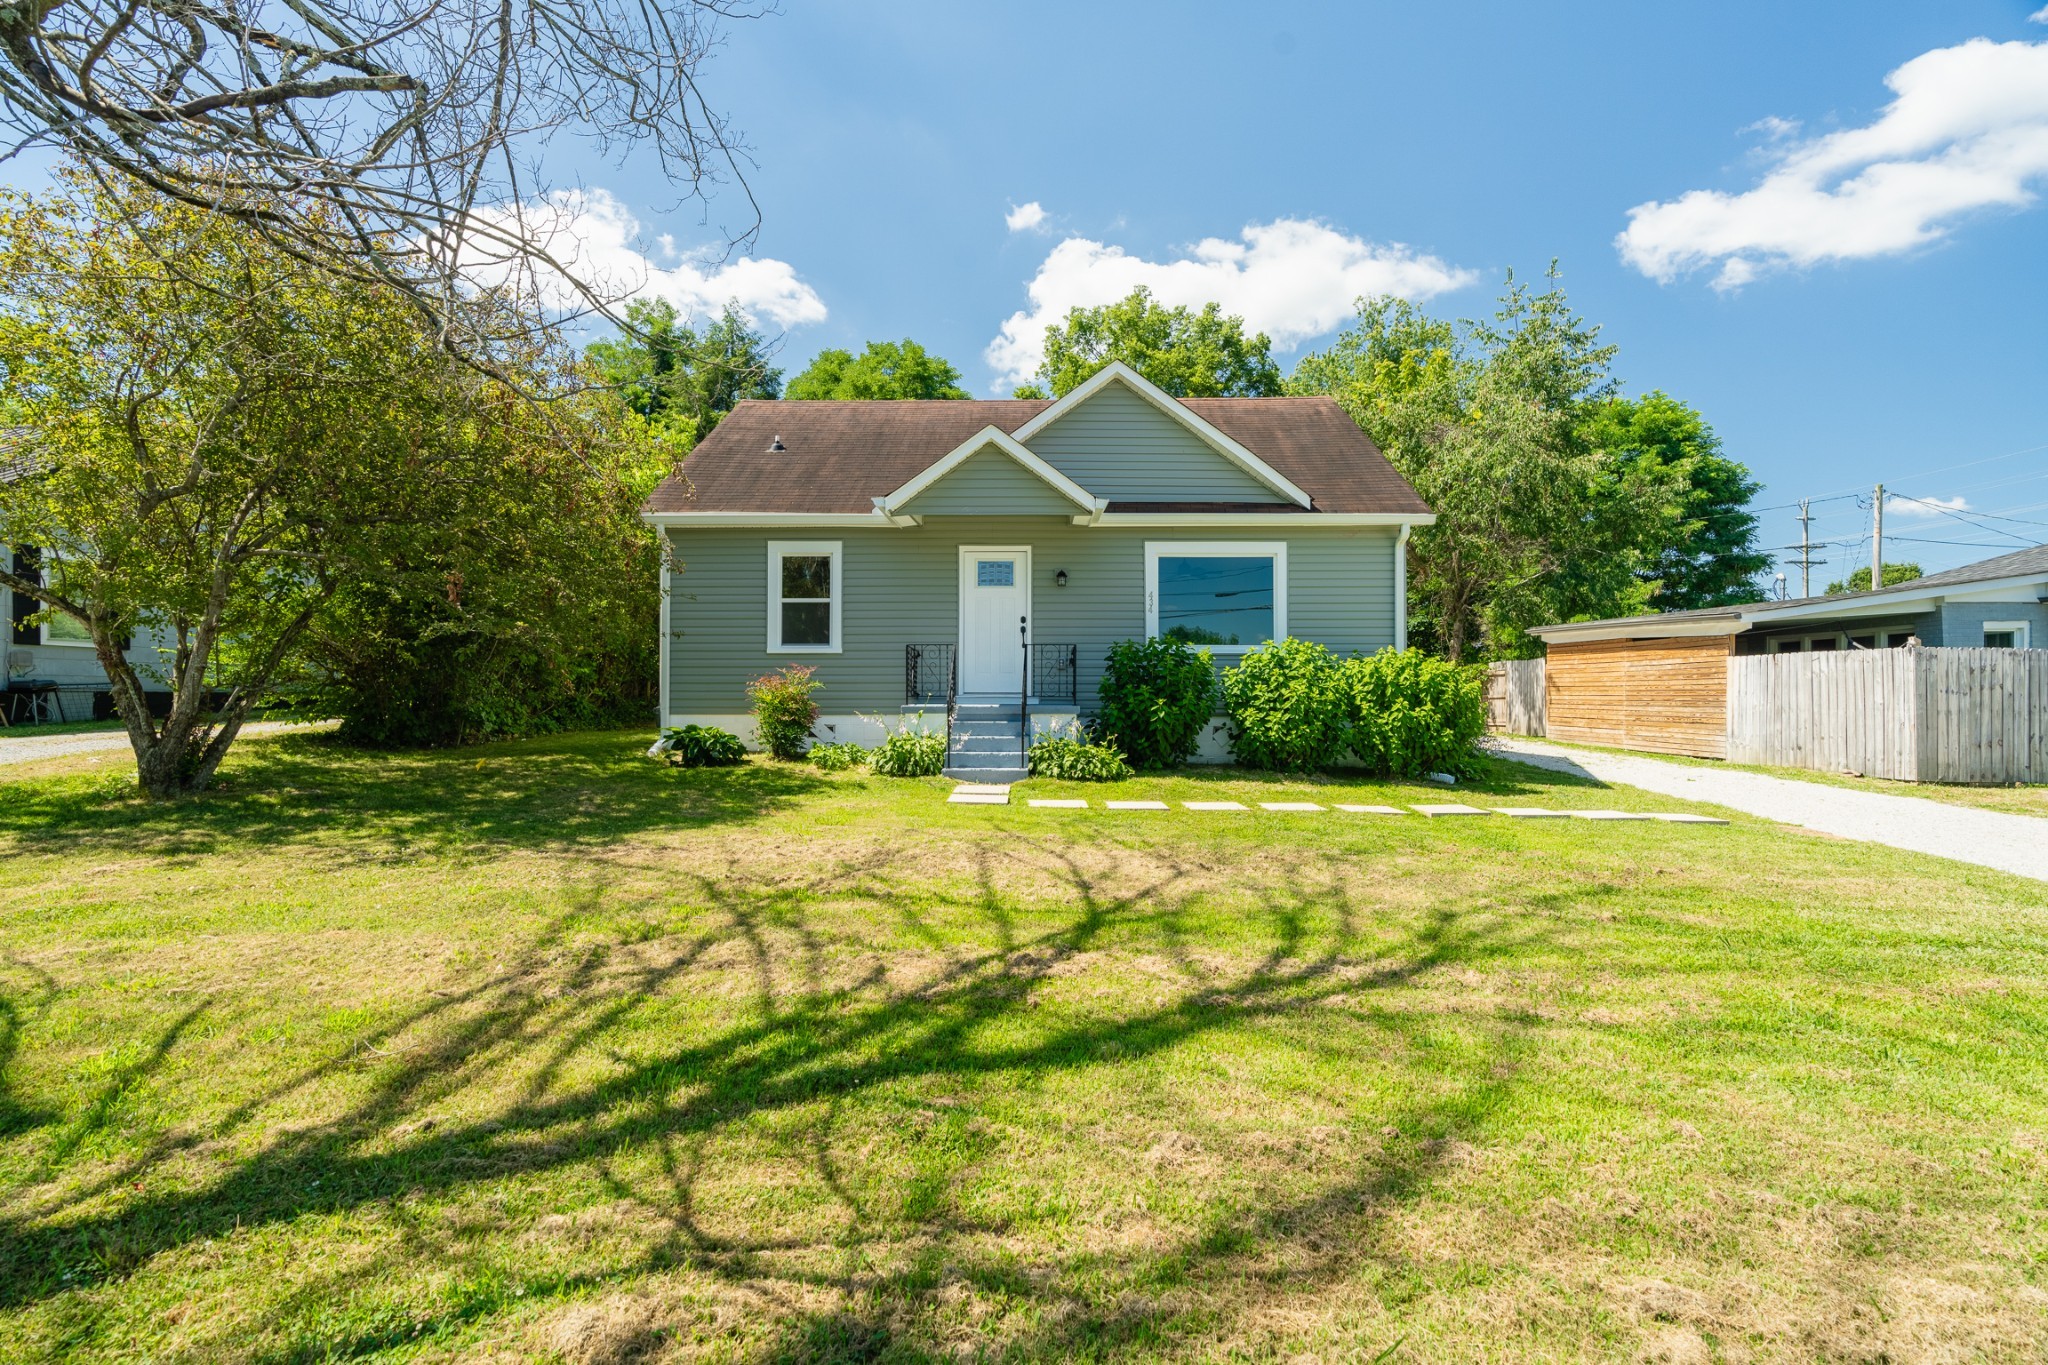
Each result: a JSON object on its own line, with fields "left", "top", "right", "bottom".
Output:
{"left": 1027, "top": 798, "right": 1088, "bottom": 809}
{"left": 948, "top": 791, "right": 1009, "bottom": 806}
{"left": 1184, "top": 801, "right": 1249, "bottom": 811}
{"left": 1413, "top": 803, "right": 1489, "bottom": 817}
{"left": 1105, "top": 800, "right": 1169, "bottom": 811}
{"left": 1493, "top": 807, "right": 1567, "bottom": 819}
{"left": 1334, "top": 804, "right": 1407, "bottom": 814}
{"left": 1651, "top": 812, "right": 1729, "bottom": 824}
{"left": 1570, "top": 810, "right": 1652, "bottom": 821}
{"left": 1259, "top": 802, "right": 1326, "bottom": 812}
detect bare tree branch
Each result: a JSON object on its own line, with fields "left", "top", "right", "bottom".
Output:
{"left": 0, "top": 0, "right": 769, "bottom": 343}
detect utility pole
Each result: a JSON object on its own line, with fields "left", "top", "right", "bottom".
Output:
{"left": 1871, "top": 483, "right": 1885, "bottom": 589}
{"left": 1786, "top": 499, "right": 1827, "bottom": 598}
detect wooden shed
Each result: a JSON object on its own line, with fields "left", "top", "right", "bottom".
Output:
{"left": 1542, "top": 636, "right": 1733, "bottom": 759}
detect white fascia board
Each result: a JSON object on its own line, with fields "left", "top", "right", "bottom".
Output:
{"left": 878, "top": 425, "right": 1104, "bottom": 514}
{"left": 1747, "top": 572, "right": 2048, "bottom": 622}
{"left": 642, "top": 511, "right": 896, "bottom": 528}
{"left": 1089, "top": 511, "right": 1434, "bottom": 528}
{"left": 1007, "top": 362, "right": 1314, "bottom": 509}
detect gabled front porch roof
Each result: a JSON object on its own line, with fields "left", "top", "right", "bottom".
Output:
{"left": 873, "top": 426, "right": 1107, "bottom": 521}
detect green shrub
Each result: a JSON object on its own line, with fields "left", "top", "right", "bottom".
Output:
{"left": 652, "top": 724, "right": 746, "bottom": 768}
{"left": 1220, "top": 637, "right": 1347, "bottom": 771}
{"left": 1093, "top": 637, "right": 1218, "bottom": 768}
{"left": 869, "top": 725, "right": 946, "bottom": 777}
{"left": 1340, "top": 648, "right": 1488, "bottom": 778}
{"left": 808, "top": 741, "right": 871, "bottom": 772}
{"left": 748, "top": 665, "right": 822, "bottom": 759}
{"left": 1027, "top": 734, "right": 1133, "bottom": 782}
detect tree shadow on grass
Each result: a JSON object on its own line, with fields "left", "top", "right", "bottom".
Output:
{"left": 0, "top": 730, "right": 833, "bottom": 863}
{"left": 0, "top": 960, "right": 60, "bottom": 1140}
{"left": 0, "top": 835, "right": 1566, "bottom": 1362}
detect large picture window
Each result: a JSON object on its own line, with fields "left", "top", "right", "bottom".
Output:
{"left": 766, "top": 541, "right": 842, "bottom": 653}
{"left": 1144, "top": 542, "right": 1286, "bottom": 652}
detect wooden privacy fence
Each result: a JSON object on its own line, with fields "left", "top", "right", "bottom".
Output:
{"left": 1726, "top": 647, "right": 2048, "bottom": 783}
{"left": 1485, "top": 658, "right": 1546, "bottom": 737}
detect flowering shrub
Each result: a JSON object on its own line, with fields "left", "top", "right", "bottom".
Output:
{"left": 747, "top": 665, "right": 822, "bottom": 759}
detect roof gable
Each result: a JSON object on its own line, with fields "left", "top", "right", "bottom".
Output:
{"left": 1012, "top": 364, "right": 1311, "bottom": 507}
{"left": 880, "top": 427, "right": 1102, "bottom": 518}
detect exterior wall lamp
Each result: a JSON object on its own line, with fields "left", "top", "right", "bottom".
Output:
{"left": 1055, "top": 569, "right": 1068, "bottom": 587}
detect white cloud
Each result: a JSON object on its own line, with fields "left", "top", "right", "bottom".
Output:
{"left": 1740, "top": 115, "right": 1803, "bottom": 141}
{"left": 2032, "top": 5, "right": 2048, "bottom": 23}
{"left": 1005, "top": 201, "right": 1049, "bottom": 233}
{"left": 1886, "top": 493, "right": 1972, "bottom": 517}
{"left": 1617, "top": 38, "right": 2048, "bottom": 289}
{"left": 463, "top": 187, "right": 827, "bottom": 328}
{"left": 984, "top": 218, "right": 1475, "bottom": 389}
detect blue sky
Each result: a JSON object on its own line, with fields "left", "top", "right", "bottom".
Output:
{"left": 13, "top": 1, "right": 2048, "bottom": 580}
{"left": 540, "top": 0, "right": 2047, "bottom": 581}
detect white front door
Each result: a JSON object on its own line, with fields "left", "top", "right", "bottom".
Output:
{"left": 959, "top": 546, "right": 1031, "bottom": 696}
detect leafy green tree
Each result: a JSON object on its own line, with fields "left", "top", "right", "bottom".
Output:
{"left": 585, "top": 299, "right": 782, "bottom": 446}
{"left": 1826, "top": 563, "right": 1922, "bottom": 594}
{"left": 1292, "top": 273, "right": 1672, "bottom": 660}
{"left": 787, "top": 339, "right": 970, "bottom": 399}
{"left": 1034, "top": 287, "right": 1284, "bottom": 398}
{"left": 1585, "top": 393, "right": 1768, "bottom": 609}
{"left": 0, "top": 169, "right": 657, "bottom": 795}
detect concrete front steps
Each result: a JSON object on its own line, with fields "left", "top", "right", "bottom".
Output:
{"left": 942, "top": 702, "right": 1026, "bottom": 784}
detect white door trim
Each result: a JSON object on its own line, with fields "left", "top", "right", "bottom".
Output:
{"left": 958, "top": 545, "right": 1032, "bottom": 697}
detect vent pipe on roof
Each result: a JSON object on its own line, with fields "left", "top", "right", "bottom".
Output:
{"left": 767, "top": 434, "right": 786, "bottom": 452}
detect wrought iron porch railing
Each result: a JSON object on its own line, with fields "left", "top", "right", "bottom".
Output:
{"left": 904, "top": 643, "right": 955, "bottom": 705}
{"left": 1029, "top": 643, "right": 1079, "bottom": 706}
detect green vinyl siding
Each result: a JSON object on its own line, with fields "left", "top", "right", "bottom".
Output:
{"left": 1021, "top": 383, "right": 1285, "bottom": 503}
{"left": 897, "top": 445, "right": 1084, "bottom": 516}
{"left": 665, "top": 519, "right": 1399, "bottom": 715}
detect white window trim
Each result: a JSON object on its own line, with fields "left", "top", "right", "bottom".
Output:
{"left": 766, "top": 540, "right": 843, "bottom": 654}
{"left": 1983, "top": 620, "right": 2030, "bottom": 649}
{"left": 1144, "top": 541, "right": 1286, "bottom": 655}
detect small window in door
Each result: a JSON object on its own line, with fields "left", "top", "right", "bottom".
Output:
{"left": 976, "top": 560, "right": 1015, "bottom": 588}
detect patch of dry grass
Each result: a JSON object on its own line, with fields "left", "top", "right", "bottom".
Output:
{"left": 0, "top": 730, "right": 2044, "bottom": 1362}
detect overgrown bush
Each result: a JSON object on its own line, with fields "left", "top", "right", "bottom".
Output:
{"left": 1027, "top": 734, "right": 1133, "bottom": 782}
{"left": 748, "top": 665, "right": 822, "bottom": 759}
{"left": 1340, "top": 648, "right": 1488, "bottom": 778}
{"left": 869, "top": 725, "right": 946, "bottom": 777}
{"left": 808, "top": 741, "right": 870, "bottom": 772}
{"left": 1093, "top": 637, "right": 1217, "bottom": 768}
{"left": 651, "top": 724, "right": 746, "bottom": 768}
{"left": 1219, "top": 637, "right": 1347, "bottom": 771}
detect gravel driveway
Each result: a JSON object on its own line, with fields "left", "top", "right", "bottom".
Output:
{"left": 0, "top": 720, "right": 319, "bottom": 769}
{"left": 1492, "top": 738, "right": 2048, "bottom": 884}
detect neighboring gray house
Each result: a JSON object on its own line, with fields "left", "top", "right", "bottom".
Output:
{"left": 1529, "top": 543, "right": 2048, "bottom": 655}
{"left": 643, "top": 363, "right": 1435, "bottom": 774}
{"left": 4, "top": 546, "right": 170, "bottom": 723}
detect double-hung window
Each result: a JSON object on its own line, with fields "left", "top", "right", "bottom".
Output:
{"left": 1144, "top": 542, "right": 1286, "bottom": 653}
{"left": 767, "top": 541, "right": 842, "bottom": 652}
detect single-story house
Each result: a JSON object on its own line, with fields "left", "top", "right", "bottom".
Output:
{"left": 641, "top": 362, "right": 1435, "bottom": 777}
{"left": 1524, "top": 544, "right": 2048, "bottom": 757}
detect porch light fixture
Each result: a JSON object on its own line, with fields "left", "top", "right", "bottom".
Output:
{"left": 1055, "top": 569, "right": 1068, "bottom": 587}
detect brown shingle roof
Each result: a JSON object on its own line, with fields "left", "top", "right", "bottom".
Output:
{"left": 643, "top": 396, "right": 1430, "bottom": 516}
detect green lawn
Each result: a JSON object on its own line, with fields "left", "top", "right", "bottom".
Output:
{"left": 1, "top": 730, "right": 2045, "bottom": 1363}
